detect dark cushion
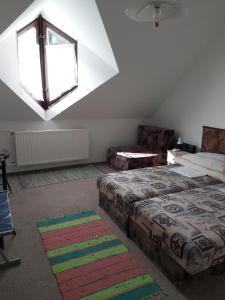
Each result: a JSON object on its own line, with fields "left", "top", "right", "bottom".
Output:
{"left": 137, "top": 125, "right": 175, "bottom": 152}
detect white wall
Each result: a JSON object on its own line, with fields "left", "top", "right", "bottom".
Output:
{"left": 0, "top": 118, "right": 147, "bottom": 172}
{"left": 151, "top": 27, "right": 225, "bottom": 149}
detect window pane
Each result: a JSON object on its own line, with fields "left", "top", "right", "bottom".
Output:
{"left": 17, "top": 27, "right": 43, "bottom": 101}
{"left": 46, "top": 28, "right": 77, "bottom": 101}
{"left": 47, "top": 28, "right": 70, "bottom": 45}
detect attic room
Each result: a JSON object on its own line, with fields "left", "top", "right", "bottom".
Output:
{"left": 1, "top": 0, "right": 225, "bottom": 299}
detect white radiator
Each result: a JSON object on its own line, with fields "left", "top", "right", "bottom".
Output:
{"left": 15, "top": 129, "right": 89, "bottom": 166}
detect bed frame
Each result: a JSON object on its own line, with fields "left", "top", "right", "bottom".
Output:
{"left": 129, "top": 218, "right": 225, "bottom": 285}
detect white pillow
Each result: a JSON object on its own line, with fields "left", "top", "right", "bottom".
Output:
{"left": 182, "top": 153, "right": 225, "bottom": 173}
{"left": 196, "top": 152, "right": 225, "bottom": 162}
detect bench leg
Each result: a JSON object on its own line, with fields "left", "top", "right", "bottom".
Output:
{"left": 0, "top": 236, "right": 21, "bottom": 268}
{"left": 0, "top": 237, "right": 4, "bottom": 249}
{"left": 0, "top": 249, "right": 21, "bottom": 268}
{"left": 6, "top": 178, "right": 12, "bottom": 193}
{"left": 1, "top": 160, "right": 7, "bottom": 191}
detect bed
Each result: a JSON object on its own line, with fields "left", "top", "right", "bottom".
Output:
{"left": 175, "top": 126, "right": 225, "bottom": 182}
{"left": 130, "top": 184, "right": 225, "bottom": 276}
{"left": 129, "top": 126, "right": 225, "bottom": 279}
{"left": 98, "top": 163, "right": 220, "bottom": 232}
{"left": 98, "top": 126, "right": 225, "bottom": 279}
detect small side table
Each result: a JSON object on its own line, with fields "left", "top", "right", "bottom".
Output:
{"left": 167, "top": 150, "right": 188, "bottom": 165}
{"left": 0, "top": 154, "right": 11, "bottom": 192}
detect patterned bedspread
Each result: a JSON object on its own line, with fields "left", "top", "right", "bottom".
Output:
{"left": 131, "top": 184, "right": 225, "bottom": 274}
{"left": 97, "top": 165, "right": 221, "bottom": 224}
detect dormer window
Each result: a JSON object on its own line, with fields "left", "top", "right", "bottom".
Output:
{"left": 17, "top": 16, "right": 78, "bottom": 110}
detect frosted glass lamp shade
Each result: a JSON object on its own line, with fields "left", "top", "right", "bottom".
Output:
{"left": 125, "top": 1, "right": 177, "bottom": 24}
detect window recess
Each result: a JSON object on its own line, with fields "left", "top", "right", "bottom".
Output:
{"left": 17, "top": 15, "right": 78, "bottom": 110}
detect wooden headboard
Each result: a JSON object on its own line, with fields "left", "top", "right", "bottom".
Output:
{"left": 201, "top": 126, "right": 225, "bottom": 154}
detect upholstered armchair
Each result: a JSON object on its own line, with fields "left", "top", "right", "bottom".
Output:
{"left": 107, "top": 125, "right": 175, "bottom": 170}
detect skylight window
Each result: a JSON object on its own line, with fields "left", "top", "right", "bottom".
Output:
{"left": 0, "top": 0, "right": 119, "bottom": 120}
{"left": 17, "top": 16, "right": 78, "bottom": 110}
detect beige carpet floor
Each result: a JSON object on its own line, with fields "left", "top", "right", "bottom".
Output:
{"left": 1, "top": 167, "right": 225, "bottom": 300}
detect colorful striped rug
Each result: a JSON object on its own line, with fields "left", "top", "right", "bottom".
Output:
{"left": 37, "top": 210, "right": 162, "bottom": 300}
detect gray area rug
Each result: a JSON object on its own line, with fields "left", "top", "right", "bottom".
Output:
{"left": 19, "top": 165, "right": 104, "bottom": 189}
{"left": 94, "top": 163, "right": 117, "bottom": 174}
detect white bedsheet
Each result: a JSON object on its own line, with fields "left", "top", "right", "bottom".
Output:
{"left": 171, "top": 166, "right": 207, "bottom": 178}
{"left": 175, "top": 156, "right": 225, "bottom": 182}
{"left": 182, "top": 153, "right": 225, "bottom": 173}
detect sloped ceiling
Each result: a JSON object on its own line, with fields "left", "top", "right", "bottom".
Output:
{"left": 1, "top": 0, "right": 225, "bottom": 120}
{"left": 0, "top": 0, "right": 33, "bottom": 33}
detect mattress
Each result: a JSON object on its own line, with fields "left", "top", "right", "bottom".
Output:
{"left": 98, "top": 165, "right": 221, "bottom": 228}
{"left": 131, "top": 184, "right": 225, "bottom": 274}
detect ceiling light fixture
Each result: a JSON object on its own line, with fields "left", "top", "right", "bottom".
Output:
{"left": 125, "top": 1, "right": 177, "bottom": 28}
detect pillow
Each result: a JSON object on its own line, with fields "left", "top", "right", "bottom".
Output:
{"left": 182, "top": 152, "right": 225, "bottom": 173}
{"left": 196, "top": 152, "right": 225, "bottom": 161}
